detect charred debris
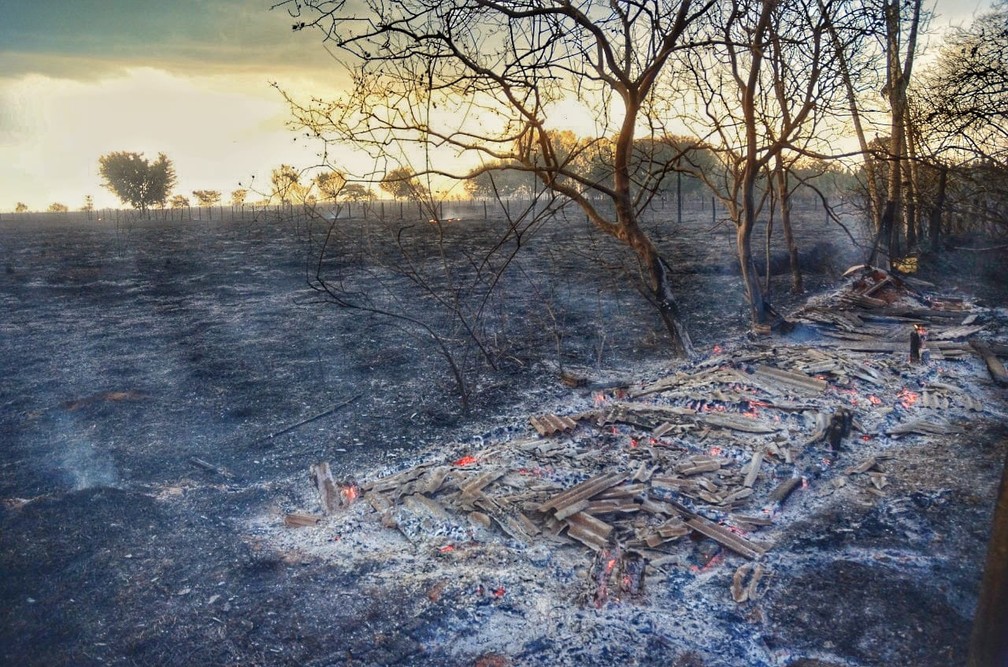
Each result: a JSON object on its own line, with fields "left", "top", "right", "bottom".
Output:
{"left": 277, "top": 265, "right": 1006, "bottom": 605}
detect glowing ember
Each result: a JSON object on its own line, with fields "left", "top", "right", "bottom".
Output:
{"left": 438, "top": 544, "right": 455, "bottom": 554}
{"left": 629, "top": 438, "right": 639, "bottom": 448}
{"left": 867, "top": 395, "right": 883, "bottom": 406}
{"left": 339, "top": 484, "right": 360, "bottom": 506}
{"left": 897, "top": 388, "right": 920, "bottom": 409}
{"left": 493, "top": 586, "right": 506, "bottom": 598}
{"left": 713, "top": 344, "right": 723, "bottom": 354}
{"left": 709, "top": 446, "right": 723, "bottom": 456}
{"left": 453, "top": 454, "right": 477, "bottom": 467}
{"left": 593, "top": 392, "right": 607, "bottom": 406}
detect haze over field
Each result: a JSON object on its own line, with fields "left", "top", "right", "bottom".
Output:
{"left": 0, "top": 0, "right": 994, "bottom": 211}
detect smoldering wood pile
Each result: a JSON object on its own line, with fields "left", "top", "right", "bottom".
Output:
{"left": 290, "top": 266, "right": 1007, "bottom": 583}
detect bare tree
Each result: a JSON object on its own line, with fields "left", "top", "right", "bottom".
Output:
{"left": 680, "top": 0, "right": 854, "bottom": 330}
{"left": 274, "top": 0, "right": 718, "bottom": 357}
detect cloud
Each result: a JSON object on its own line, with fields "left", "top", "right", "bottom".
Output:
{"left": 0, "top": 0, "right": 341, "bottom": 81}
{"left": 0, "top": 67, "right": 329, "bottom": 209}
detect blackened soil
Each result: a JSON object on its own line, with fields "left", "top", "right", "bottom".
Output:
{"left": 0, "top": 204, "right": 962, "bottom": 666}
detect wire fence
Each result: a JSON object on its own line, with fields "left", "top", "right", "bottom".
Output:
{"left": 0, "top": 192, "right": 834, "bottom": 226}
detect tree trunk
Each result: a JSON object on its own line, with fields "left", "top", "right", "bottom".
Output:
{"left": 608, "top": 95, "right": 693, "bottom": 358}
{"left": 968, "top": 444, "right": 1008, "bottom": 667}
{"left": 764, "top": 174, "right": 775, "bottom": 296}
{"left": 774, "top": 165, "right": 802, "bottom": 293}
{"left": 928, "top": 164, "right": 947, "bottom": 250}
{"left": 619, "top": 221, "right": 694, "bottom": 358}
{"left": 902, "top": 110, "right": 921, "bottom": 251}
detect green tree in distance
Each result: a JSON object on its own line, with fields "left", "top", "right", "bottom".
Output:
{"left": 271, "top": 164, "right": 302, "bottom": 204}
{"left": 380, "top": 167, "right": 427, "bottom": 201}
{"left": 15, "top": 202, "right": 28, "bottom": 212}
{"left": 192, "top": 190, "right": 222, "bottom": 206}
{"left": 170, "top": 194, "right": 190, "bottom": 208}
{"left": 230, "top": 189, "right": 248, "bottom": 206}
{"left": 314, "top": 171, "right": 347, "bottom": 202}
{"left": 341, "top": 183, "right": 372, "bottom": 202}
{"left": 98, "top": 151, "right": 176, "bottom": 216}
{"left": 48, "top": 202, "right": 68, "bottom": 213}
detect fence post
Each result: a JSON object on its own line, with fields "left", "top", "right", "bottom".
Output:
{"left": 677, "top": 171, "right": 682, "bottom": 226}
{"left": 711, "top": 197, "right": 715, "bottom": 226}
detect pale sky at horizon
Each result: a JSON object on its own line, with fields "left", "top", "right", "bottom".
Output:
{"left": 0, "top": 0, "right": 995, "bottom": 211}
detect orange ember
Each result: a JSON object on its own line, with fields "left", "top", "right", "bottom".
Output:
{"left": 897, "top": 388, "right": 919, "bottom": 409}
{"left": 438, "top": 544, "right": 455, "bottom": 554}
{"left": 453, "top": 454, "right": 477, "bottom": 467}
{"left": 709, "top": 446, "right": 723, "bottom": 456}
{"left": 340, "top": 484, "right": 360, "bottom": 504}
{"left": 867, "top": 395, "right": 883, "bottom": 406}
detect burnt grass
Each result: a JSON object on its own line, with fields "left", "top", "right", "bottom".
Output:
{"left": 0, "top": 203, "right": 1003, "bottom": 666}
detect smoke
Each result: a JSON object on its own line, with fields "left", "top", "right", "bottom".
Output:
{"left": 53, "top": 414, "right": 120, "bottom": 490}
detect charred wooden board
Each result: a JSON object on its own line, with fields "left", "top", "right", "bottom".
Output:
{"left": 537, "top": 472, "right": 630, "bottom": 515}
{"left": 751, "top": 364, "right": 828, "bottom": 395}
{"left": 686, "top": 516, "right": 766, "bottom": 560}
{"left": 971, "top": 341, "right": 1008, "bottom": 386}
{"left": 565, "top": 511, "right": 613, "bottom": 551}
{"left": 284, "top": 512, "right": 323, "bottom": 528}
{"left": 529, "top": 413, "right": 577, "bottom": 436}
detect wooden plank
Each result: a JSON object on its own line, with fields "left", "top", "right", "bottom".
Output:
{"left": 565, "top": 511, "right": 613, "bottom": 550}
{"left": 769, "top": 477, "right": 803, "bottom": 505}
{"left": 698, "top": 412, "right": 781, "bottom": 434}
{"left": 686, "top": 516, "right": 766, "bottom": 560}
{"left": 752, "top": 364, "right": 828, "bottom": 394}
{"left": 971, "top": 341, "right": 1008, "bottom": 386}
{"left": 931, "top": 325, "right": 985, "bottom": 341}
{"left": 584, "top": 498, "right": 640, "bottom": 514}
{"left": 537, "top": 472, "right": 629, "bottom": 514}
{"left": 310, "top": 461, "right": 338, "bottom": 514}
{"left": 886, "top": 420, "right": 963, "bottom": 436}
{"left": 460, "top": 469, "right": 505, "bottom": 497}
{"left": 284, "top": 512, "right": 323, "bottom": 527}
{"left": 529, "top": 413, "right": 577, "bottom": 436}
{"left": 554, "top": 499, "right": 590, "bottom": 521}
{"left": 676, "top": 456, "right": 721, "bottom": 475}
{"left": 743, "top": 449, "right": 764, "bottom": 488}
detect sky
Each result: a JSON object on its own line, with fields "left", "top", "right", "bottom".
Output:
{"left": 0, "top": 0, "right": 996, "bottom": 211}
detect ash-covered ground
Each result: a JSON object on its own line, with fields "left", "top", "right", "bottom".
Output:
{"left": 0, "top": 206, "right": 1004, "bottom": 666}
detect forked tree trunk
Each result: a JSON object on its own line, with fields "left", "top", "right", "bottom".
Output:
{"left": 619, "top": 221, "right": 694, "bottom": 358}
{"left": 738, "top": 223, "right": 769, "bottom": 330}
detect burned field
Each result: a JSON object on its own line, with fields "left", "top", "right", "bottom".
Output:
{"left": 0, "top": 209, "right": 1006, "bottom": 666}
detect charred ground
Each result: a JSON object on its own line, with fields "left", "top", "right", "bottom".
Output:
{"left": 0, "top": 206, "right": 1003, "bottom": 666}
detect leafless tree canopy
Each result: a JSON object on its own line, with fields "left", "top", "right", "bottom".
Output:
{"left": 273, "top": 0, "right": 1008, "bottom": 346}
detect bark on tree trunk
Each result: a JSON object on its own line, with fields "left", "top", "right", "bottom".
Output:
{"left": 928, "top": 164, "right": 947, "bottom": 250}
{"left": 618, "top": 221, "right": 694, "bottom": 358}
{"left": 737, "top": 220, "right": 769, "bottom": 331}
{"left": 608, "top": 95, "right": 693, "bottom": 358}
{"left": 774, "top": 166, "right": 802, "bottom": 293}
